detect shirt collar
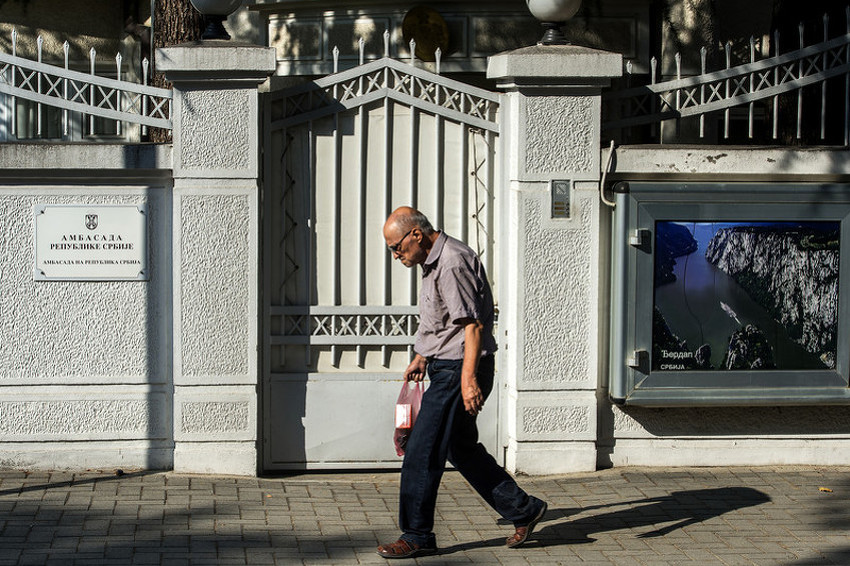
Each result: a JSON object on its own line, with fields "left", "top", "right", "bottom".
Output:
{"left": 422, "top": 231, "right": 446, "bottom": 272}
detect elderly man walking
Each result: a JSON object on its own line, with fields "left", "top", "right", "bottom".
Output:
{"left": 377, "top": 206, "right": 547, "bottom": 559}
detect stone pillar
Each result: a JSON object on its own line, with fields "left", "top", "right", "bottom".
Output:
{"left": 487, "top": 45, "right": 621, "bottom": 474}
{"left": 157, "top": 43, "right": 275, "bottom": 475}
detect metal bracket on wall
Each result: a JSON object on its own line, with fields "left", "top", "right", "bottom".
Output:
{"left": 626, "top": 349, "right": 648, "bottom": 369}
{"left": 629, "top": 229, "right": 651, "bottom": 247}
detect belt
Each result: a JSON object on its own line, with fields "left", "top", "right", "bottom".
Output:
{"left": 426, "top": 353, "right": 494, "bottom": 363}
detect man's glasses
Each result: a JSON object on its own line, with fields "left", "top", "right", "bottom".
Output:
{"left": 387, "top": 229, "right": 413, "bottom": 253}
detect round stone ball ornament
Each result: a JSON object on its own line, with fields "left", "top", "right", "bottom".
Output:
{"left": 526, "top": 0, "right": 582, "bottom": 45}
{"left": 189, "top": 0, "right": 244, "bottom": 40}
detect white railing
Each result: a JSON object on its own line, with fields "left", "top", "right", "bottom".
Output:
{"left": 0, "top": 30, "right": 172, "bottom": 142}
{"left": 271, "top": 33, "right": 500, "bottom": 134}
{"left": 603, "top": 9, "right": 850, "bottom": 145}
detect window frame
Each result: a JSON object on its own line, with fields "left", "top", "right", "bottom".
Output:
{"left": 610, "top": 181, "right": 850, "bottom": 406}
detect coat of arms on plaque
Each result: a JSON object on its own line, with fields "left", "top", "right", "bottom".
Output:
{"left": 85, "top": 214, "right": 98, "bottom": 230}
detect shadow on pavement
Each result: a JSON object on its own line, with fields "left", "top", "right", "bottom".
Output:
{"left": 440, "top": 486, "right": 771, "bottom": 553}
{"left": 0, "top": 470, "right": 154, "bottom": 497}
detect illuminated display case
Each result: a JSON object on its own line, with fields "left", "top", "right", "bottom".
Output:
{"left": 609, "top": 182, "right": 850, "bottom": 406}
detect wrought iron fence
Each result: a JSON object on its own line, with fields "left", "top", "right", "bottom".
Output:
{"left": 603, "top": 8, "right": 850, "bottom": 146}
{"left": 0, "top": 30, "right": 172, "bottom": 142}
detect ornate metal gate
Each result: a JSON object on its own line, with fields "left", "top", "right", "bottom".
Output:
{"left": 262, "top": 54, "right": 500, "bottom": 469}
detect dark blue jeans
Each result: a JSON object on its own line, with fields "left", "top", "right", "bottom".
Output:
{"left": 398, "top": 356, "right": 544, "bottom": 547}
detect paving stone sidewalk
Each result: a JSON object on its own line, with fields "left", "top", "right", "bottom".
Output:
{"left": 0, "top": 466, "right": 848, "bottom": 565}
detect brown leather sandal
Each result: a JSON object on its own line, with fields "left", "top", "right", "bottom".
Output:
{"left": 376, "top": 538, "right": 438, "bottom": 559}
{"left": 506, "top": 502, "right": 548, "bottom": 548}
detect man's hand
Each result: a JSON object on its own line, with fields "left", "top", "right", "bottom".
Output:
{"left": 462, "top": 374, "right": 484, "bottom": 415}
{"left": 461, "top": 319, "right": 485, "bottom": 415}
{"left": 404, "top": 354, "right": 427, "bottom": 382}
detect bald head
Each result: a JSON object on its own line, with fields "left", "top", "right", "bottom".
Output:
{"left": 383, "top": 206, "right": 439, "bottom": 267}
{"left": 384, "top": 206, "right": 435, "bottom": 236}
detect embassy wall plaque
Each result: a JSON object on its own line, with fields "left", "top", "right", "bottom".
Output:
{"left": 34, "top": 204, "right": 148, "bottom": 281}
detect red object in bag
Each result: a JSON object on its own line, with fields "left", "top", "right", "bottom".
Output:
{"left": 393, "top": 381, "right": 423, "bottom": 456}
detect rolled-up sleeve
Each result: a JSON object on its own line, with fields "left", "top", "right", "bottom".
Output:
{"left": 440, "top": 265, "right": 483, "bottom": 325}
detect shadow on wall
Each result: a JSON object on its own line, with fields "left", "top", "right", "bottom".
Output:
{"left": 121, "top": 145, "right": 174, "bottom": 471}
{"left": 227, "top": 7, "right": 262, "bottom": 45}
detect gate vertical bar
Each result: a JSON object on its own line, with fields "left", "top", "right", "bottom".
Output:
{"left": 650, "top": 57, "right": 657, "bottom": 139}
{"left": 460, "top": 124, "right": 470, "bottom": 242}
{"left": 383, "top": 75, "right": 394, "bottom": 307}
{"left": 724, "top": 42, "right": 731, "bottom": 139}
{"left": 435, "top": 115, "right": 444, "bottom": 228}
{"left": 797, "top": 23, "right": 804, "bottom": 140}
{"left": 36, "top": 36, "right": 42, "bottom": 137}
{"left": 357, "top": 63, "right": 368, "bottom": 367}
{"left": 408, "top": 50, "right": 420, "bottom": 359}
{"left": 332, "top": 95, "right": 341, "bottom": 307}
{"left": 63, "top": 42, "right": 69, "bottom": 138}
{"left": 142, "top": 58, "right": 149, "bottom": 138}
{"left": 748, "top": 37, "right": 755, "bottom": 139}
{"left": 409, "top": 105, "right": 419, "bottom": 305}
{"left": 485, "top": 129, "right": 496, "bottom": 278}
{"left": 11, "top": 29, "right": 17, "bottom": 137}
{"left": 821, "top": 14, "right": 828, "bottom": 140}
{"left": 846, "top": 7, "right": 850, "bottom": 146}
{"left": 331, "top": 66, "right": 343, "bottom": 364}
{"left": 89, "top": 48, "right": 96, "bottom": 136}
{"left": 382, "top": 29, "right": 393, "bottom": 308}
{"left": 307, "top": 118, "right": 317, "bottom": 365}
{"left": 358, "top": 58, "right": 367, "bottom": 307}
{"left": 382, "top": 80, "right": 394, "bottom": 367}
{"left": 116, "top": 53, "right": 123, "bottom": 137}
{"left": 699, "top": 47, "right": 706, "bottom": 138}
{"left": 673, "top": 53, "right": 681, "bottom": 139}
{"left": 773, "top": 31, "right": 780, "bottom": 140}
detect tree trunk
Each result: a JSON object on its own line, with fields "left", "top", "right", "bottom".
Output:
{"left": 149, "top": 0, "right": 204, "bottom": 143}
{"left": 660, "top": 0, "right": 719, "bottom": 75}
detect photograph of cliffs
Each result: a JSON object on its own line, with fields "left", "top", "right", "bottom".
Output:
{"left": 652, "top": 221, "right": 839, "bottom": 372}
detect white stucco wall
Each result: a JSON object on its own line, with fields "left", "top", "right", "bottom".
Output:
{"left": 489, "top": 45, "right": 622, "bottom": 475}
{"left": 0, "top": 144, "right": 174, "bottom": 470}
{"left": 159, "top": 43, "right": 275, "bottom": 476}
